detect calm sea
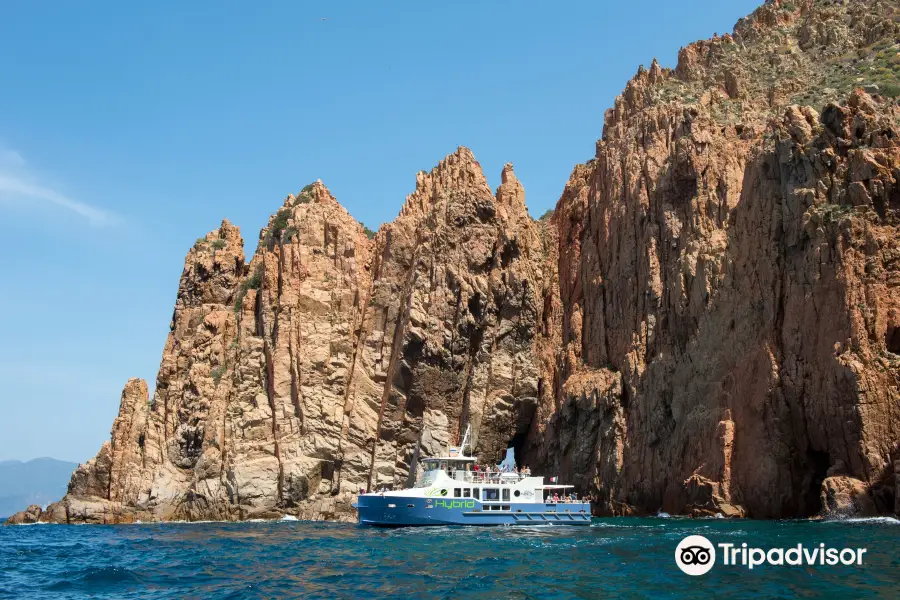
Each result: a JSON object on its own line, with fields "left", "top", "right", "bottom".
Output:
{"left": 1, "top": 516, "right": 897, "bottom": 598}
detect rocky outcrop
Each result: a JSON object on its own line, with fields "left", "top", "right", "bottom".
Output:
{"left": 362, "top": 157, "right": 547, "bottom": 490}
{"left": 9, "top": 0, "right": 898, "bottom": 525}
{"left": 27, "top": 152, "right": 551, "bottom": 524}
{"left": 4, "top": 505, "right": 42, "bottom": 525}
{"left": 820, "top": 475, "right": 879, "bottom": 517}
{"left": 532, "top": 0, "right": 899, "bottom": 518}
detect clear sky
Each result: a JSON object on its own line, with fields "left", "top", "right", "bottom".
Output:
{"left": 0, "top": 0, "right": 760, "bottom": 463}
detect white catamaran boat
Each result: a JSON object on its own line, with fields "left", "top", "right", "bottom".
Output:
{"left": 353, "top": 427, "right": 591, "bottom": 526}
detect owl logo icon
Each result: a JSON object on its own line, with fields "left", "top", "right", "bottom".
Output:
{"left": 675, "top": 535, "right": 716, "bottom": 576}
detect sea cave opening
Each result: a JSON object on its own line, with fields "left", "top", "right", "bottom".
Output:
{"left": 507, "top": 430, "right": 528, "bottom": 468}
{"left": 801, "top": 449, "right": 831, "bottom": 517}
{"left": 505, "top": 397, "right": 538, "bottom": 470}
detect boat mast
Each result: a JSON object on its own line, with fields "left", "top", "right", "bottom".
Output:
{"left": 459, "top": 424, "right": 471, "bottom": 456}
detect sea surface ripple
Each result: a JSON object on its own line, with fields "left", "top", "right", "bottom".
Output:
{"left": 1, "top": 516, "right": 898, "bottom": 598}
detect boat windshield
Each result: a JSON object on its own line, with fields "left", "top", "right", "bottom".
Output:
{"left": 421, "top": 459, "right": 473, "bottom": 473}
{"left": 414, "top": 459, "right": 475, "bottom": 487}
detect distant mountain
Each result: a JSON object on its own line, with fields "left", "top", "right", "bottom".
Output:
{"left": 0, "top": 458, "right": 77, "bottom": 518}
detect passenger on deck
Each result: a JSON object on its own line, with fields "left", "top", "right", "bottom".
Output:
{"left": 553, "top": 493, "right": 560, "bottom": 503}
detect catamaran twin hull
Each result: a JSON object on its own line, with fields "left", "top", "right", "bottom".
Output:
{"left": 355, "top": 495, "right": 591, "bottom": 526}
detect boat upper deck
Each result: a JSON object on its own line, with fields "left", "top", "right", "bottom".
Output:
{"left": 414, "top": 458, "right": 573, "bottom": 489}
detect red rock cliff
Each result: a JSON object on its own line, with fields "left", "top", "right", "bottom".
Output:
{"left": 29, "top": 150, "right": 553, "bottom": 524}
{"left": 10, "top": 0, "right": 899, "bottom": 525}
{"left": 531, "top": 0, "right": 900, "bottom": 518}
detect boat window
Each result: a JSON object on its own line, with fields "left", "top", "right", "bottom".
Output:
{"left": 502, "top": 505, "right": 510, "bottom": 511}
{"left": 440, "top": 461, "right": 448, "bottom": 471}
{"left": 502, "top": 489, "right": 510, "bottom": 502}
{"left": 484, "top": 488, "right": 500, "bottom": 501}
{"left": 454, "top": 488, "right": 461, "bottom": 498}
{"left": 472, "top": 488, "right": 479, "bottom": 500}
{"left": 463, "top": 488, "right": 471, "bottom": 498}
{"left": 513, "top": 490, "right": 520, "bottom": 498}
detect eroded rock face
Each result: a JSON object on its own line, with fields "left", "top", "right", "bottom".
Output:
{"left": 41, "top": 152, "right": 551, "bottom": 523}
{"left": 30, "top": 0, "right": 899, "bottom": 524}
{"left": 362, "top": 155, "right": 547, "bottom": 490}
{"left": 533, "top": 0, "right": 900, "bottom": 518}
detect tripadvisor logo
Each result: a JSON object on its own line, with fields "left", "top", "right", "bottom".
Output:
{"left": 675, "top": 535, "right": 716, "bottom": 576}
{"left": 675, "top": 535, "right": 868, "bottom": 576}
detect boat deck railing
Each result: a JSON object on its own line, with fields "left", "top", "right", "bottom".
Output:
{"left": 450, "top": 470, "right": 531, "bottom": 484}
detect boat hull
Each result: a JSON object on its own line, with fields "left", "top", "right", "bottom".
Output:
{"left": 355, "top": 494, "right": 591, "bottom": 526}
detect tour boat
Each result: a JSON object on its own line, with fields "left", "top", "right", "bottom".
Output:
{"left": 353, "top": 427, "right": 591, "bottom": 526}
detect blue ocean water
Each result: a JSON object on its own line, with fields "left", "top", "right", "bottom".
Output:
{"left": 1, "top": 516, "right": 898, "bottom": 599}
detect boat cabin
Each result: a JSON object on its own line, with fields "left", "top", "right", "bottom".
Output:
{"left": 415, "top": 455, "right": 576, "bottom": 505}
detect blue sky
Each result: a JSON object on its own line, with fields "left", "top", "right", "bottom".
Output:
{"left": 0, "top": 0, "right": 760, "bottom": 463}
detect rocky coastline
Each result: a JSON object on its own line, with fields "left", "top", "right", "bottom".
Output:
{"left": 7, "top": 0, "right": 899, "bottom": 525}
